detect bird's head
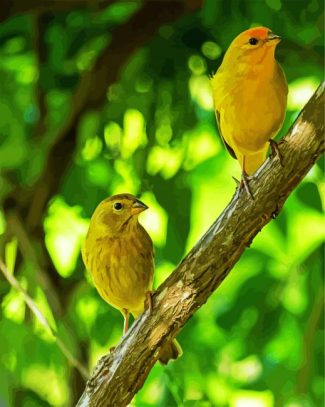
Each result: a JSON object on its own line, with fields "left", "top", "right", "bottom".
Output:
{"left": 225, "top": 27, "right": 281, "bottom": 66}
{"left": 90, "top": 193, "right": 148, "bottom": 235}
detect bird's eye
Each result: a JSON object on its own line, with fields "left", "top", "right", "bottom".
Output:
{"left": 114, "top": 202, "right": 123, "bottom": 210}
{"left": 249, "top": 37, "right": 258, "bottom": 45}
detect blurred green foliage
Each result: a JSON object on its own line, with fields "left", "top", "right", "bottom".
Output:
{"left": 0, "top": 0, "right": 324, "bottom": 406}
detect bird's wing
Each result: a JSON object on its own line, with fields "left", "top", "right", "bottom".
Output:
{"left": 215, "top": 109, "right": 237, "bottom": 159}
{"left": 211, "top": 70, "right": 237, "bottom": 160}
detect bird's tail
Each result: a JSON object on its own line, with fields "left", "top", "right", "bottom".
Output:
{"left": 159, "top": 339, "right": 182, "bottom": 365}
{"left": 239, "top": 148, "right": 268, "bottom": 176}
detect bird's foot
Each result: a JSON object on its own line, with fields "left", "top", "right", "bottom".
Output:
{"left": 241, "top": 172, "right": 254, "bottom": 200}
{"left": 233, "top": 173, "right": 254, "bottom": 200}
{"left": 271, "top": 203, "right": 281, "bottom": 219}
{"left": 109, "top": 346, "right": 116, "bottom": 353}
{"left": 144, "top": 290, "right": 155, "bottom": 313}
{"left": 232, "top": 176, "right": 241, "bottom": 186}
{"left": 122, "top": 308, "right": 129, "bottom": 336}
{"left": 269, "top": 139, "right": 284, "bottom": 167}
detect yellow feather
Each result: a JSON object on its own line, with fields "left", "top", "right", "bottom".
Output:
{"left": 211, "top": 27, "right": 288, "bottom": 175}
{"left": 82, "top": 193, "right": 181, "bottom": 364}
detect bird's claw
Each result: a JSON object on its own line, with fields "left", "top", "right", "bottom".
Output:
{"left": 233, "top": 175, "right": 254, "bottom": 200}
{"left": 144, "top": 290, "right": 155, "bottom": 313}
{"left": 271, "top": 203, "right": 281, "bottom": 219}
{"left": 241, "top": 172, "right": 254, "bottom": 200}
{"left": 232, "top": 176, "right": 241, "bottom": 186}
{"left": 269, "top": 139, "right": 284, "bottom": 167}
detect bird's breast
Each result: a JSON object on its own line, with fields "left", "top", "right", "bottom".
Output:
{"left": 218, "top": 73, "right": 287, "bottom": 153}
{"left": 89, "top": 233, "right": 154, "bottom": 314}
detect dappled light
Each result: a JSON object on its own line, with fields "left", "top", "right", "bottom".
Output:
{"left": 0, "top": 0, "right": 323, "bottom": 406}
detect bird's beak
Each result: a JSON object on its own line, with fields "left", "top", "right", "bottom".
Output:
{"left": 131, "top": 199, "right": 148, "bottom": 215}
{"left": 267, "top": 32, "right": 281, "bottom": 44}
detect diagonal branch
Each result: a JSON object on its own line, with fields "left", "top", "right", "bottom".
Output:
{"left": 77, "top": 82, "right": 324, "bottom": 406}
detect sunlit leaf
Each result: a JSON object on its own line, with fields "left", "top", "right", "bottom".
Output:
{"left": 44, "top": 198, "right": 89, "bottom": 277}
{"left": 230, "top": 389, "right": 274, "bottom": 407}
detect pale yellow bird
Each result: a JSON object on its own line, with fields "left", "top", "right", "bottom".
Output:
{"left": 82, "top": 193, "right": 181, "bottom": 364}
{"left": 211, "top": 27, "right": 288, "bottom": 196}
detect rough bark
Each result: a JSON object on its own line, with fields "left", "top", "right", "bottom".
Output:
{"left": 77, "top": 83, "right": 325, "bottom": 407}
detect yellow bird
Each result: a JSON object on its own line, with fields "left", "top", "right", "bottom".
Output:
{"left": 82, "top": 193, "right": 181, "bottom": 364}
{"left": 211, "top": 27, "right": 288, "bottom": 196}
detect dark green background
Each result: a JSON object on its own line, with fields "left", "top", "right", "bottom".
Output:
{"left": 0, "top": 0, "right": 323, "bottom": 406}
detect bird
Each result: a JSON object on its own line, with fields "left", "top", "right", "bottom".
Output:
{"left": 211, "top": 26, "right": 288, "bottom": 197}
{"left": 82, "top": 193, "right": 181, "bottom": 364}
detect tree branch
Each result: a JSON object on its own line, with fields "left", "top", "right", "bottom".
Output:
{"left": 0, "top": 0, "right": 114, "bottom": 22}
{"left": 77, "top": 82, "right": 325, "bottom": 406}
{"left": 0, "top": 259, "right": 89, "bottom": 380}
{"left": 28, "top": 0, "right": 201, "bottom": 223}
{"left": 4, "top": 0, "right": 202, "bottom": 231}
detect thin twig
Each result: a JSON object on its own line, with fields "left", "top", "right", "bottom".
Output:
{"left": 0, "top": 258, "right": 89, "bottom": 380}
{"left": 6, "top": 211, "right": 62, "bottom": 315}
